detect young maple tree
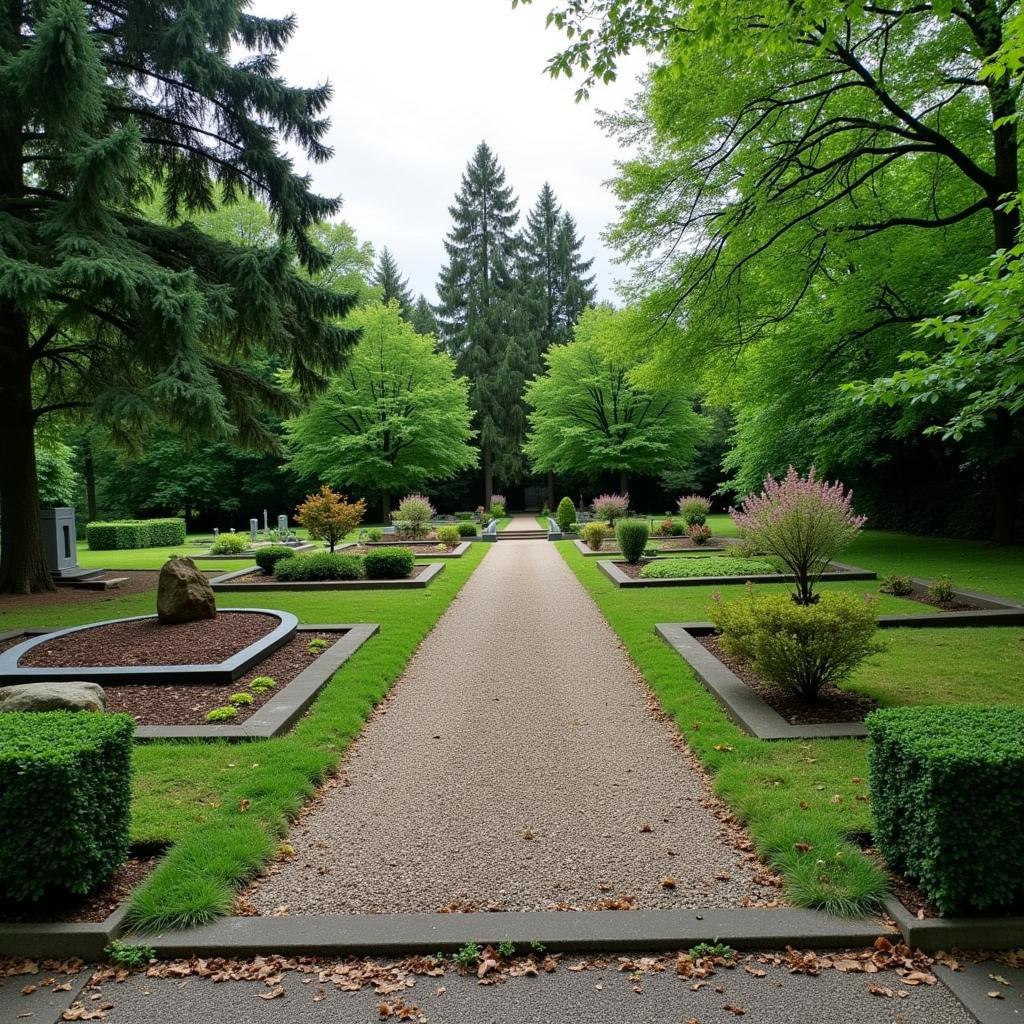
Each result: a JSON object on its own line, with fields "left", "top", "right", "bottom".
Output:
{"left": 295, "top": 487, "right": 366, "bottom": 553}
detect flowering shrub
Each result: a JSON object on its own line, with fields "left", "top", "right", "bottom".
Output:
{"left": 393, "top": 494, "right": 435, "bottom": 538}
{"left": 730, "top": 466, "right": 866, "bottom": 605}
{"left": 296, "top": 486, "right": 366, "bottom": 552}
{"left": 677, "top": 495, "right": 711, "bottom": 526}
{"left": 490, "top": 493, "right": 507, "bottom": 517}
{"left": 688, "top": 523, "right": 712, "bottom": 545}
{"left": 711, "top": 590, "right": 883, "bottom": 702}
{"left": 581, "top": 521, "right": 610, "bottom": 550}
{"left": 591, "top": 493, "right": 630, "bottom": 523}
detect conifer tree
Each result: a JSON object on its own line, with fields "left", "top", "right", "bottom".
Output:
{"left": 411, "top": 295, "right": 440, "bottom": 337}
{"left": 435, "top": 142, "right": 527, "bottom": 505}
{"left": 372, "top": 247, "right": 414, "bottom": 319}
{"left": 520, "top": 184, "right": 596, "bottom": 352}
{"left": 0, "top": 0, "right": 357, "bottom": 593}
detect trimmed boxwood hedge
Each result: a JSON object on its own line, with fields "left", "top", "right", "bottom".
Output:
{"left": 615, "top": 519, "right": 650, "bottom": 564}
{"left": 86, "top": 518, "right": 186, "bottom": 550}
{"left": 456, "top": 521, "right": 478, "bottom": 537}
{"left": 364, "top": 547, "right": 415, "bottom": 579}
{"left": 639, "top": 555, "right": 777, "bottom": 579}
{"left": 255, "top": 545, "right": 296, "bottom": 573}
{"left": 0, "top": 711, "right": 134, "bottom": 903}
{"left": 274, "top": 552, "right": 365, "bottom": 582}
{"left": 867, "top": 706, "right": 1024, "bottom": 915}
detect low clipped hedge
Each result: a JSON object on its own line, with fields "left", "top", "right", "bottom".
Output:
{"left": 456, "top": 521, "right": 478, "bottom": 537}
{"left": 275, "top": 552, "right": 365, "bottom": 582}
{"left": 616, "top": 519, "right": 650, "bottom": 564}
{"left": 0, "top": 712, "right": 134, "bottom": 903}
{"left": 867, "top": 706, "right": 1024, "bottom": 915}
{"left": 255, "top": 545, "right": 295, "bottom": 573}
{"left": 86, "top": 517, "right": 186, "bottom": 550}
{"left": 639, "top": 555, "right": 776, "bottom": 579}
{"left": 364, "top": 547, "right": 415, "bottom": 579}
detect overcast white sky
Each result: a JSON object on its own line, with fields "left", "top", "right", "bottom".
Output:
{"left": 249, "top": 0, "right": 647, "bottom": 302}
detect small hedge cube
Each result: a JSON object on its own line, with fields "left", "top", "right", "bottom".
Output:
{"left": 867, "top": 706, "right": 1024, "bottom": 915}
{"left": 364, "top": 547, "right": 415, "bottom": 579}
{"left": 86, "top": 518, "right": 185, "bottom": 550}
{"left": 456, "top": 521, "right": 478, "bottom": 537}
{"left": 0, "top": 712, "right": 134, "bottom": 903}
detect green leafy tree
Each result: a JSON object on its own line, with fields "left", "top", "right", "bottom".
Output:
{"left": 525, "top": 306, "right": 705, "bottom": 492}
{"left": 0, "top": 0, "right": 357, "bottom": 592}
{"left": 372, "top": 247, "right": 415, "bottom": 319}
{"left": 435, "top": 142, "right": 529, "bottom": 504}
{"left": 521, "top": 0, "right": 1023, "bottom": 540}
{"left": 284, "top": 303, "right": 478, "bottom": 517}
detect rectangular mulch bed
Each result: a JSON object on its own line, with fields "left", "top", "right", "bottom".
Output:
{"left": 695, "top": 635, "right": 877, "bottom": 726}
{"left": 226, "top": 564, "right": 430, "bottom": 585}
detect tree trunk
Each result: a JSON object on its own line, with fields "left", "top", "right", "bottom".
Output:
{"left": 0, "top": 311, "right": 55, "bottom": 594}
{"left": 546, "top": 471, "right": 555, "bottom": 512}
{"left": 381, "top": 488, "right": 390, "bottom": 523}
{"left": 483, "top": 446, "right": 493, "bottom": 511}
{"left": 83, "top": 439, "right": 97, "bottom": 522}
{"left": 619, "top": 469, "right": 628, "bottom": 496}
{"left": 991, "top": 409, "right": 1020, "bottom": 545}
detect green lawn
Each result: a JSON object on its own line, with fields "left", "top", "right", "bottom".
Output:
{"left": 10, "top": 544, "right": 489, "bottom": 930}
{"left": 556, "top": 536, "right": 1024, "bottom": 915}
{"left": 848, "top": 627, "right": 1024, "bottom": 707}
{"left": 76, "top": 542, "right": 254, "bottom": 572}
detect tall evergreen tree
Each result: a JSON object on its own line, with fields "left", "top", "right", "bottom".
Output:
{"left": 372, "top": 247, "right": 414, "bottom": 319}
{"left": 520, "top": 184, "right": 596, "bottom": 352}
{"left": 0, "top": 0, "right": 357, "bottom": 593}
{"left": 411, "top": 294, "right": 440, "bottom": 337}
{"left": 435, "top": 142, "right": 528, "bottom": 504}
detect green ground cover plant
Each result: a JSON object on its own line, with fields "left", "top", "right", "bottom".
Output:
{"left": 554, "top": 540, "right": 1007, "bottom": 915}
{"left": 640, "top": 556, "right": 777, "bottom": 579}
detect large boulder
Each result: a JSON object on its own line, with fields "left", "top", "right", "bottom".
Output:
{"left": 157, "top": 556, "right": 217, "bottom": 624}
{"left": 0, "top": 681, "right": 106, "bottom": 713}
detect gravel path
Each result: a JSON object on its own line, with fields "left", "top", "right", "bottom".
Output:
{"left": 247, "top": 517, "right": 779, "bottom": 914}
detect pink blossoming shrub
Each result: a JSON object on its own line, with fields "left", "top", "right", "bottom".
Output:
{"left": 393, "top": 494, "right": 435, "bottom": 538}
{"left": 677, "top": 494, "right": 711, "bottom": 526}
{"left": 490, "top": 494, "right": 507, "bottom": 517}
{"left": 730, "top": 466, "right": 866, "bottom": 605}
{"left": 591, "top": 493, "right": 630, "bottom": 523}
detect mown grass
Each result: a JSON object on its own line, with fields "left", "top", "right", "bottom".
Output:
{"left": 556, "top": 537, "right": 1023, "bottom": 916}
{"left": 8, "top": 544, "right": 488, "bottom": 930}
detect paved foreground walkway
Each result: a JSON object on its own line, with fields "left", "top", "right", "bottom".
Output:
{"left": 249, "top": 517, "right": 777, "bottom": 914}
{"left": 0, "top": 959, "right": 974, "bottom": 1024}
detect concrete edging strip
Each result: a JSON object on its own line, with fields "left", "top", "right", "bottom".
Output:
{"left": 211, "top": 562, "right": 446, "bottom": 592}
{"left": 572, "top": 539, "right": 729, "bottom": 557}
{"left": 125, "top": 908, "right": 894, "bottom": 958}
{"left": 0, "top": 609, "right": 298, "bottom": 685}
{"left": 884, "top": 896, "right": 1024, "bottom": 953}
{"left": 0, "top": 900, "right": 131, "bottom": 959}
{"left": 598, "top": 559, "right": 876, "bottom": 589}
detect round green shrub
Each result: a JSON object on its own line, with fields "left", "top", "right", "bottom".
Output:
{"left": 436, "top": 525, "right": 461, "bottom": 549}
{"left": 274, "top": 552, "right": 365, "bottom": 582}
{"left": 364, "top": 547, "right": 415, "bottom": 579}
{"left": 456, "top": 521, "right": 478, "bottom": 537}
{"left": 366, "top": 527, "right": 384, "bottom": 542}
{"left": 615, "top": 519, "right": 650, "bottom": 564}
{"left": 210, "top": 533, "right": 250, "bottom": 554}
{"left": 712, "top": 591, "right": 882, "bottom": 702}
{"left": 229, "top": 692, "right": 254, "bottom": 707}
{"left": 556, "top": 496, "right": 576, "bottom": 534}
{"left": 581, "top": 521, "right": 610, "bottom": 550}
{"left": 255, "top": 545, "right": 295, "bottom": 574}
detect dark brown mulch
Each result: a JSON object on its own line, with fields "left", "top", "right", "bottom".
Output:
{"left": 613, "top": 558, "right": 658, "bottom": 579}
{"left": 697, "top": 634, "right": 878, "bottom": 725}
{"left": 16, "top": 612, "right": 280, "bottom": 668}
{"left": 0, "top": 851, "right": 160, "bottom": 924}
{"left": 896, "top": 590, "right": 981, "bottom": 612}
{"left": 226, "top": 564, "right": 428, "bottom": 585}
{"left": 655, "top": 538, "right": 726, "bottom": 551}
{"left": 100, "top": 631, "right": 343, "bottom": 726}
{"left": 367, "top": 537, "right": 443, "bottom": 546}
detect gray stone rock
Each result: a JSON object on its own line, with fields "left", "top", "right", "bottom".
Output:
{"left": 157, "top": 556, "right": 217, "bottom": 624}
{"left": 0, "top": 681, "right": 106, "bottom": 713}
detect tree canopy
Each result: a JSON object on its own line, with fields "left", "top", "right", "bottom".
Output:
{"left": 524, "top": 306, "right": 705, "bottom": 492}
{"left": 0, "top": 0, "right": 360, "bottom": 591}
{"left": 283, "top": 302, "right": 478, "bottom": 515}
